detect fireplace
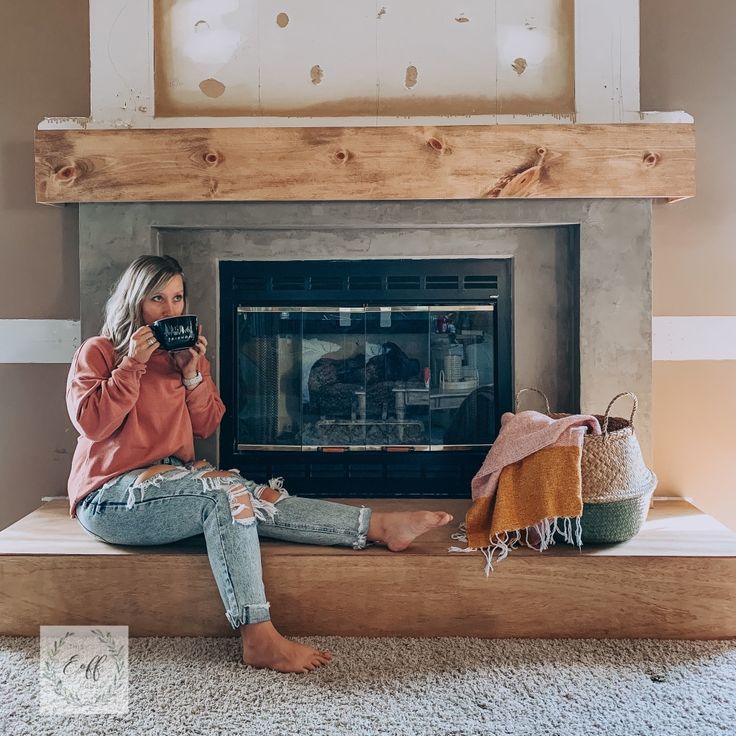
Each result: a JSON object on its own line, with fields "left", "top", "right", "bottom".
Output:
{"left": 77, "top": 198, "right": 652, "bottom": 496}
{"left": 217, "top": 258, "right": 512, "bottom": 497}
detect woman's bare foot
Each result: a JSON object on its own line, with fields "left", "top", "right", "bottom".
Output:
{"left": 368, "top": 510, "right": 454, "bottom": 552}
{"left": 240, "top": 620, "right": 332, "bottom": 674}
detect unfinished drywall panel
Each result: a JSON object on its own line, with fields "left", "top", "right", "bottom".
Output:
{"left": 496, "top": 0, "right": 574, "bottom": 116}
{"left": 82, "top": 0, "right": 654, "bottom": 127}
{"left": 154, "top": 0, "right": 260, "bottom": 116}
{"left": 575, "top": 0, "right": 639, "bottom": 121}
{"left": 376, "top": 1, "right": 496, "bottom": 116}
{"left": 90, "top": 0, "right": 152, "bottom": 125}
{"left": 257, "top": 0, "right": 377, "bottom": 116}
{"left": 152, "top": 0, "right": 574, "bottom": 119}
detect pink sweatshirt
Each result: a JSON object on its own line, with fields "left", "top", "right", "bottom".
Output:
{"left": 65, "top": 336, "right": 226, "bottom": 519}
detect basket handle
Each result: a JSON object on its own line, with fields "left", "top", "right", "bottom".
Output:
{"left": 514, "top": 387, "right": 551, "bottom": 415}
{"left": 602, "top": 392, "right": 638, "bottom": 437}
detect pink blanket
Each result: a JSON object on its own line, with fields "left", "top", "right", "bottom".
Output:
{"left": 471, "top": 410, "right": 602, "bottom": 501}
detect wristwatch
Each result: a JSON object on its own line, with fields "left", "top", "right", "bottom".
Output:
{"left": 182, "top": 371, "right": 203, "bottom": 388}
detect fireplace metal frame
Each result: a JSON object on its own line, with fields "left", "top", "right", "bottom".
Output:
{"left": 219, "top": 258, "right": 512, "bottom": 498}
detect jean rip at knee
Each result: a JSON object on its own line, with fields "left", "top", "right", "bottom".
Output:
{"left": 197, "top": 471, "right": 289, "bottom": 526}
{"left": 251, "top": 476, "right": 290, "bottom": 509}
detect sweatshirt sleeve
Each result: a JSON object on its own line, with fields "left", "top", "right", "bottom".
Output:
{"left": 66, "top": 337, "right": 147, "bottom": 442}
{"left": 185, "top": 354, "right": 226, "bottom": 439}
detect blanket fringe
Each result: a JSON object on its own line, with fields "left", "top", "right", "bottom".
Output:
{"left": 448, "top": 517, "right": 583, "bottom": 577}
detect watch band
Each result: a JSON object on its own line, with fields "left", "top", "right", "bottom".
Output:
{"left": 182, "top": 371, "right": 203, "bottom": 388}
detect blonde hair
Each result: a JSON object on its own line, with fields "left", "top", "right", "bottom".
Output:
{"left": 101, "top": 255, "right": 187, "bottom": 366}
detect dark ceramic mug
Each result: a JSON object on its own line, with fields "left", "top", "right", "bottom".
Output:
{"left": 150, "top": 315, "right": 199, "bottom": 352}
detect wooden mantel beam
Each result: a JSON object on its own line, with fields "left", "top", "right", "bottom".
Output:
{"left": 34, "top": 124, "right": 695, "bottom": 204}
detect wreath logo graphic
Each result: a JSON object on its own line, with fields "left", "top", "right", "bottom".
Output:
{"left": 41, "top": 629, "right": 126, "bottom": 708}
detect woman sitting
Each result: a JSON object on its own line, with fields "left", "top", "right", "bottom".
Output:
{"left": 67, "top": 254, "right": 453, "bottom": 674}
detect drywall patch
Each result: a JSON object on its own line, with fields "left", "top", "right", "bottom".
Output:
{"left": 405, "top": 65, "right": 418, "bottom": 89}
{"left": 154, "top": 0, "right": 259, "bottom": 116}
{"left": 276, "top": 12, "right": 289, "bottom": 28}
{"left": 310, "top": 65, "right": 324, "bottom": 85}
{"left": 496, "top": 0, "right": 575, "bottom": 116}
{"left": 511, "top": 57, "right": 528, "bottom": 75}
{"left": 199, "top": 78, "right": 226, "bottom": 98}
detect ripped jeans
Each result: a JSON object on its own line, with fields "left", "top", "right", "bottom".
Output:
{"left": 74, "top": 457, "right": 372, "bottom": 629}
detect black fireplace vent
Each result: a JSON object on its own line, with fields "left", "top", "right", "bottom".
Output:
{"left": 272, "top": 275, "right": 306, "bottom": 291}
{"left": 348, "top": 275, "right": 383, "bottom": 291}
{"left": 387, "top": 275, "right": 421, "bottom": 290}
{"left": 232, "top": 269, "right": 499, "bottom": 297}
{"left": 426, "top": 275, "right": 458, "bottom": 290}
{"left": 465, "top": 274, "right": 499, "bottom": 289}
{"left": 232, "top": 275, "right": 268, "bottom": 292}
{"left": 310, "top": 275, "right": 343, "bottom": 291}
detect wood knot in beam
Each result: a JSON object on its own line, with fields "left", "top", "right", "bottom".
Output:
{"left": 642, "top": 152, "right": 660, "bottom": 169}
{"left": 332, "top": 149, "right": 351, "bottom": 164}
{"left": 203, "top": 151, "right": 223, "bottom": 167}
{"left": 53, "top": 163, "right": 81, "bottom": 184}
{"left": 426, "top": 137, "right": 451, "bottom": 154}
{"left": 205, "top": 178, "right": 220, "bottom": 198}
{"left": 484, "top": 146, "right": 548, "bottom": 198}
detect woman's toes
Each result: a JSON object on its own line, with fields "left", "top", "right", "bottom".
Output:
{"left": 433, "top": 512, "right": 453, "bottom": 527}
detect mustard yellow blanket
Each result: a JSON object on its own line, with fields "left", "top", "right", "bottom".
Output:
{"left": 454, "top": 410, "right": 601, "bottom": 575}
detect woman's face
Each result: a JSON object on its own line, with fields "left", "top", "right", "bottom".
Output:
{"left": 141, "top": 274, "right": 185, "bottom": 325}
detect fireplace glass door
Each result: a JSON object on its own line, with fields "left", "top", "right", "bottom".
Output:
{"left": 236, "top": 305, "right": 496, "bottom": 451}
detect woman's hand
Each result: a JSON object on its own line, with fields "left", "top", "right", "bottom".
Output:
{"left": 128, "top": 326, "right": 160, "bottom": 364}
{"left": 171, "top": 325, "right": 208, "bottom": 380}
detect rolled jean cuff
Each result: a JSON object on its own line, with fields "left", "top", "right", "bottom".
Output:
{"left": 226, "top": 602, "right": 271, "bottom": 628}
{"left": 354, "top": 506, "right": 372, "bottom": 550}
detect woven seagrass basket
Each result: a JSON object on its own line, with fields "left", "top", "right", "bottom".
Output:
{"left": 515, "top": 388, "right": 657, "bottom": 544}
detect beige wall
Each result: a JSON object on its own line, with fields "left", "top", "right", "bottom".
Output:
{"left": 642, "top": 0, "right": 736, "bottom": 530}
{"left": 0, "top": 1, "right": 89, "bottom": 529}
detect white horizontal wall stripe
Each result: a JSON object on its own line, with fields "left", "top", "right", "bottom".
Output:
{"left": 653, "top": 317, "right": 736, "bottom": 361}
{"left": 0, "top": 320, "right": 80, "bottom": 363}
{"left": 0, "top": 318, "right": 733, "bottom": 363}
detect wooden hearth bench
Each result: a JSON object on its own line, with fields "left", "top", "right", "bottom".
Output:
{"left": 1, "top": 498, "right": 734, "bottom": 639}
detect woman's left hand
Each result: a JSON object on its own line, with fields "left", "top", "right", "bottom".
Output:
{"left": 171, "top": 325, "right": 207, "bottom": 379}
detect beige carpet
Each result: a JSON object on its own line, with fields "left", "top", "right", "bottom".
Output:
{"left": 2, "top": 636, "right": 734, "bottom": 735}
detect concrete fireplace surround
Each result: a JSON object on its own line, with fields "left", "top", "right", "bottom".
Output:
{"left": 78, "top": 198, "right": 652, "bottom": 468}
